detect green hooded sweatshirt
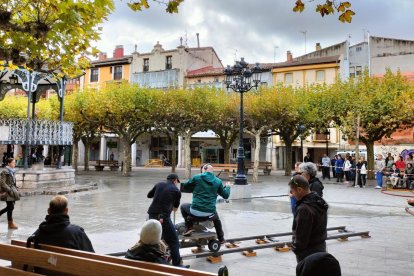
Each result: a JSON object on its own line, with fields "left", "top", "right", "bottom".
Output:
{"left": 181, "top": 172, "right": 230, "bottom": 213}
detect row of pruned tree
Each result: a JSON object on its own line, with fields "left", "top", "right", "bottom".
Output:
{"left": 1, "top": 70, "right": 413, "bottom": 180}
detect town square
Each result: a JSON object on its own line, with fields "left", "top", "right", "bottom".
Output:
{"left": 0, "top": 1, "right": 414, "bottom": 275}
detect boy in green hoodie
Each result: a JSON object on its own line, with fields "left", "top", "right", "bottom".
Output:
{"left": 180, "top": 164, "right": 231, "bottom": 243}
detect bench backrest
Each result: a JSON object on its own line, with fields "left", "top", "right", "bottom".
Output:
{"left": 10, "top": 240, "right": 215, "bottom": 276}
{"left": 1, "top": 243, "right": 178, "bottom": 276}
{"left": 96, "top": 160, "right": 119, "bottom": 166}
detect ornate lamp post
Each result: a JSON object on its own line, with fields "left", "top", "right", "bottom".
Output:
{"left": 324, "top": 129, "right": 330, "bottom": 156}
{"left": 298, "top": 125, "right": 306, "bottom": 162}
{"left": 224, "top": 58, "right": 261, "bottom": 185}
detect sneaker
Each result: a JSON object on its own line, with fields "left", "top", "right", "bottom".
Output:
{"left": 183, "top": 228, "right": 195, "bottom": 236}
{"left": 375, "top": 186, "right": 382, "bottom": 189}
{"left": 219, "top": 239, "right": 226, "bottom": 244}
{"left": 354, "top": 185, "right": 360, "bottom": 188}
{"left": 178, "top": 264, "right": 190, "bottom": 269}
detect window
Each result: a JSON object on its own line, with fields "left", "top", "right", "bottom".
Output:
{"left": 113, "top": 65, "right": 123, "bottom": 80}
{"left": 165, "top": 56, "right": 172, "bottom": 70}
{"left": 90, "top": 68, "right": 99, "bottom": 82}
{"left": 316, "top": 70, "right": 325, "bottom": 82}
{"left": 349, "top": 67, "right": 356, "bottom": 78}
{"left": 356, "top": 66, "right": 362, "bottom": 76}
{"left": 284, "top": 73, "right": 293, "bottom": 84}
{"left": 356, "top": 46, "right": 362, "bottom": 52}
{"left": 143, "top": 58, "right": 149, "bottom": 72}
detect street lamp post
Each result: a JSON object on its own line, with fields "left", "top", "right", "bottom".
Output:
{"left": 298, "top": 125, "right": 305, "bottom": 162}
{"left": 324, "top": 129, "right": 330, "bottom": 156}
{"left": 224, "top": 58, "right": 262, "bottom": 185}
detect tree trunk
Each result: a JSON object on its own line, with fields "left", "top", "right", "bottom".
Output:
{"left": 121, "top": 136, "right": 131, "bottom": 176}
{"left": 223, "top": 146, "right": 230, "bottom": 164}
{"left": 284, "top": 141, "right": 293, "bottom": 176}
{"left": 252, "top": 133, "right": 261, "bottom": 183}
{"left": 366, "top": 140, "right": 375, "bottom": 179}
{"left": 83, "top": 141, "right": 90, "bottom": 171}
{"left": 184, "top": 133, "right": 192, "bottom": 179}
{"left": 72, "top": 139, "right": 79, "bottom": 172}
{"left": 170, "top": 136, "right": 177, "bottom": 173}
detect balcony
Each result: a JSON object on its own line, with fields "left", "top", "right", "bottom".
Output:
{"left": 131, "top": 69, "right": 179, "bottom": 89}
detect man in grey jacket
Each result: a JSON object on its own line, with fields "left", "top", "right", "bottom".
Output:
{"left": 375, "top": 154, "right": 386, "bottom": 189}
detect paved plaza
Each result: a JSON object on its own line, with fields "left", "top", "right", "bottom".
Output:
{"left": 0, "top": 167, "right": 413, "bottom": 276}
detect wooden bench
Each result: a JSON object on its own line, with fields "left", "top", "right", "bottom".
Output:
{"left": 94, "top": 160, "right": 119, "bottom": 171}
{"left": 145, "top": 159, "right": 164, "bottom": 167}
{"left": 245, "top": 161, "right": 272, "bottom": 175}
{"left": 7, "top": 240, "right": 223, "bottom": 276}
{"left": 209, "top": 164, "right": 237, "bottom": 178}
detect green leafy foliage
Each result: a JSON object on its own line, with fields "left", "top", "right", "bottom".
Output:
{"left": 127, "top": 0, "right": 183, "bottom": 13}
{"left": 293, "top": 0, "right": 355, "bottom": 22}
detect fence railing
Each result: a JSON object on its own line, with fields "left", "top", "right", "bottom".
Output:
{"left": 0, "top": 118, "right": 73, "bottom": 145}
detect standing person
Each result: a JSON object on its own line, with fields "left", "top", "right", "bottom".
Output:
{"left": 289, "top": 175, "right": 328, "bottom": 263}
{"left": 356, "top": 156, "right": 368, "bottom": 188}
{"left": 304, "top": 152, "right": 313, "bottom": 163}
{"left": 289, "top": 162, "right": 302, "bottom": 214}
{"left": 335, "top": 155, "right": 344, "bottom": 183}
{"left": 0, "top": 158, "right": 20, "bottom": 229}
{"left": 147, "top": 173, "right": 187, "bottom": 268}
{"left": 321, "top": 154, "right": 331, "bottom": 180}
{"left": 180, "top": 164, "right": 231, "bottom": 244}
{"left": 403, "top": 163, "right": 414, "bottom": 189}
{"left": 385, "top": 153, "right": 392, "bottom": 167}
{"left": 109, "top": 152, "right": 115, "bottom": 161}
{"left": 30, "top": 195, "right": 94, "bottom": 252}
{"left": 405, "top": 153, "right": 413, "bottom": 166}
{"left": 125, "top": 219, "right": 168, "bottom": 264}
{"left": 331, "top": 155, "right": 337, "bottom": 178}
{"left": 375, "top": 154, "right": 386, "bottom": 189}
{"left": 299, "top": 162, "right": 324, "bottom": 197}
{"left": 343, "top": 156, "right": 352, "bottom": 184}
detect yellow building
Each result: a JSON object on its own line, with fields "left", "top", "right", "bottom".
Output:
{"left": 272, "top": 54, "right": 340, "bottom": 87}
{"left": 83, "top": 45, "right": 132, "bottom": 90}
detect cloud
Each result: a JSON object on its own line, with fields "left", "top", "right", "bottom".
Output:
{"left": 96, "top": 0, "right": 414, "bottom": 65}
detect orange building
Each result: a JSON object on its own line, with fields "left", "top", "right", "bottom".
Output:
{"left": 83, "top": 45, "right": 132, "bottom": 90}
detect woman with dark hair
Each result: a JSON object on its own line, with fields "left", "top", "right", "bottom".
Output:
{"left": 403, "top": 163, "right": 414, "bottom": 189}
{"left": 0, "top": 158, "right": 20, "bottom": 229}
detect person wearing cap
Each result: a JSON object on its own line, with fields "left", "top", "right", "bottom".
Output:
{"left": 125, "top": 219, "right": 168, "bottom": 264}
{"left": 289, "top": 175, "right": 328, "bottom": 263}
{"left": 180, "top": 164, "right": 231, "bottom": 244}
{"left": 147, "top": 173, "right": 186, "bottom": 267}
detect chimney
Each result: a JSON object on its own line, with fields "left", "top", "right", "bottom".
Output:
{"left": 316, "top": 43, "right": 322, "bottom": 51}
{"left": 98, "top": 52, "right": 107, "bottom": 60}
{"left": 196, "top": 33, "right": 200, "bottom": 48}
{"left": 113, "top": 45, "right": 124, "bottom": 58}
{"left": 287, "top": 51, "right": 293, "bottom": 62}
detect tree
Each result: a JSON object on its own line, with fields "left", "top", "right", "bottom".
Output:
{"left": 0, "top": 0, "right": 114, "bottom": 76}
{"left": 293, "top": 0, "right": 355, "bottom": 22}
{"left": 127, "top": 0, "right": 183, "bottom": 13}
{"left": 244, "top": 89, "right": 274, "bottom": 183}
{"left": 208, "top": 91, "right": 240, "bottom": 165}
{"left": 269, "top": 85, "right": 315, "bottom": 176}
{"left": 334, "top": 70, "right": 414, "bottom": 178}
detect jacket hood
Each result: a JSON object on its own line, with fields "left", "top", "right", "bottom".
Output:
{"left": 201, "top": 172, "right": 220, "bottom": 186}
{"left": 299, "top": 192, "right": 328, "bottom": 212}
{"left": 39, "top": 214, "right": 70, "bottom": 233}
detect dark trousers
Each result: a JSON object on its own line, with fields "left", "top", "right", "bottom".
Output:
{"left": 332, "top": 166, "right": 336, "bottom": 178}
{"left": 344, "top": 171, "right": 351, "bottom": 181}
{"left": 322, "top": 167, "right": 330, "bottom": 179}
{"left": 180, "top": 203, "right": 224, "bottom": 242}
{"left": 0, "top": 201, "right": 15, "bottom": 220}
{"left": 358, "top": 174, "right": 367, "bottom": 187}
{"left": 148, "top": 213, "right": 181, "bottom": 266}
{"left": 336, "top": 171, "right": 343, "bottom": 182}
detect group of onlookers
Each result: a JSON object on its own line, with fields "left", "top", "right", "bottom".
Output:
{"left": 375, "top": 153, "right": 414, "bottom": 189}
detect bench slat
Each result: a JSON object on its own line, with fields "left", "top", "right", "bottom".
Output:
{"left": 1, "top": 244, "right": 179, "bottom": 276}
{"left": 0, "top": 266, "right": 42, "bottom": 276}
{"left": 11, "top": 240, "right": 215, "bottom": 276}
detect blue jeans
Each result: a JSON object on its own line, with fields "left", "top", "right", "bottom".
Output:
{"left": 149, "top": 214, "right": 181, "bottom": 266}
{"left": 290, "top": 196, "right": 297, "bottom": 214}
{"left": 376, "top": 171, "right": 383, "bottom": 187}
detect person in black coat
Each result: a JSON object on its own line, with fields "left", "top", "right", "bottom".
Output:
{"left": 29, "top": 195, "right": 94, "bottom": 252}
{"left": 299, "top": 162, "right": 324, "bottom": 197}
{"left": 289, "top": 175, "right": 328, "bottom": 263}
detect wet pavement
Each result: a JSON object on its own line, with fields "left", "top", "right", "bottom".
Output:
{"left": 1, "top": 167, "right": 413, "bottom": 276}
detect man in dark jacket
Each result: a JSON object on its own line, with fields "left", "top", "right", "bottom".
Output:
{"left": 289, "top": 175, "right": 328, "bottom": 263}
{"left": 30, "top": 195, "right": 94, "bottom": 252}
{"left": 147, "top": 173, "right": 187, "bottom": 267}
{"left": 180, "top": 164, "right": 231, "bottom": 243}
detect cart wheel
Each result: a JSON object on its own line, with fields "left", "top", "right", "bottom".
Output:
{"left": 208, "top": 239, "right": 221, "bottom": 252}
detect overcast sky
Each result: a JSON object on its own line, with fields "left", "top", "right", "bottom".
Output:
{"left": 95, "top": 0, "right": 414, "bottom": 66}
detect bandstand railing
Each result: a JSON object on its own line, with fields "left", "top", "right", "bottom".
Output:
{"left": 0, "top": 118, "right": 73, "bottom": 145}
